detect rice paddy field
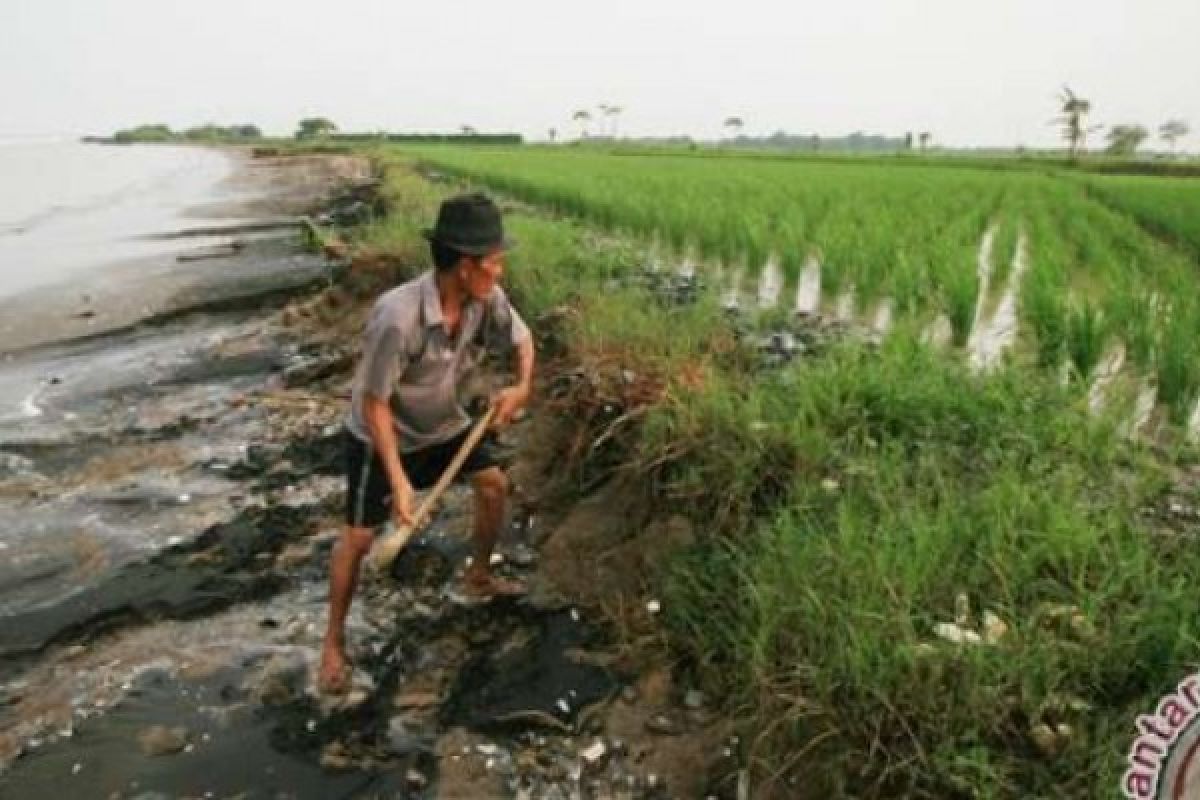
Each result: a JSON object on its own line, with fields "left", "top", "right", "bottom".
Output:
{"left": 359, "top": 147, "right": 1200, "bottom": 798}
{"left": 407, "top": 146, "right": 1200, "bottom": 425}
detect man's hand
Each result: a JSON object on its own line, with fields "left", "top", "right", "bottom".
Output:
{"left": 392, "top": 480, "right": 416, "bottom": 528}
{"left": 491, "top": 385, "right": 530, "bottom": 428}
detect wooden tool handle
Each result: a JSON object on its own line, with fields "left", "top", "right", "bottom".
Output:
{"left": 366, "top": 408, "right": 497, "bottom": 573}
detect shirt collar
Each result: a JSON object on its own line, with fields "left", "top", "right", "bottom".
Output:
{"left": 420, "top": 270, "right": 443, "bottom": 328}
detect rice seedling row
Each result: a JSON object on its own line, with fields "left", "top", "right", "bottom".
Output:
{"left": 405, "top": 146, "right": 1200, "bottom": 426}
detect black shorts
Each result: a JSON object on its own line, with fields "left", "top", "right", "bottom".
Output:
{"left": 343, "top": 425, "right": 501, "bottom": 529}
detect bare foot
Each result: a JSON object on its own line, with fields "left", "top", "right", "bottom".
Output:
{"left": 318, "top": 640, "right": 351, "bottom": 694}
{"left": 464, "top": 567, "right": 527, "bottom": 599}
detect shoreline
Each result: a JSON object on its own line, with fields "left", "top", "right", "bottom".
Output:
{"left": 0, "top": 148, "right": 375, "bottom": 787}
{"left": 0, "top": 146, "right": 369, "bottom": 356}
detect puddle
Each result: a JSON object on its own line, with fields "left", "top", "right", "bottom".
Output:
{"left": 1189, "top": 398, "right": 1200, "bottom": 443}
{"left": 1087, "top": 343, "right": 1127, "bottom": 415}
{"left": 966, "top": 226, "right": 998, "bottom": 345}
{"left": 871, "top": 298, "right": 894, "bottom": 335}
{"left": 676, "top": 253, "right": 696, "bottom": 280}
{"left": 834, "top": 285, "right": 857, "bottom": 323}
{"left": 968, "top": 229, "right": 1029, "bottom": 372}
{"left": 756, "top": 257, "right": 783, "bottom": 310}
{"left": 721, "top": 268, "right": 743, "bottom": 311}
{"left": 1124, "top": 381, "right": 1159, "bottom": 439}
{"left": 794, "top": 256, "right": 821, "bottom": 316}
{"left": 921, "top": 314, "right": 954, "bottom": 349}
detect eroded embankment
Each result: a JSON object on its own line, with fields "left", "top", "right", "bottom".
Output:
{"left": 0, "top": 162, "right": 745, "bottom": 799}
{"left": 392, "top": 155, "right": 1200, "bottom": 800}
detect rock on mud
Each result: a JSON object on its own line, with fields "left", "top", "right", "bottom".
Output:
{"left": 138, "top": 725, "right": 189, "bottom": 756}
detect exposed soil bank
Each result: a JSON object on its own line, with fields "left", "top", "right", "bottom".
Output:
{"left": 0, "top": 155, "right": 735, "bottom": 800}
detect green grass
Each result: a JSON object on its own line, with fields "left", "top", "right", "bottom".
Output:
{"left": 658, "top": 338, "right": 1197, "bottom": 798}
{"left": 357, "top": 149, "right": 1200, "bottom": 798}
{"left": 1086, "top": 174, "right": 1200, "bottom": 260}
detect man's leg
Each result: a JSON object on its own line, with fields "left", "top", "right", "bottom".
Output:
{"left": 319, "top": 524, "right": 373, "bottom": 691}
{"left": 464, "top": 466, "right": 524, "bottom": 595}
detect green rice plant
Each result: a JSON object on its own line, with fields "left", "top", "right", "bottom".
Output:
{"left": 1156, "top": 303, "right": 1200, "bottom": 424}
{"left": 659, "top": 337, "right": 1200, "bottom": 798}
{"left": 988, "top": 213, "right": 1021, "bottom": 297}
{"left": 1022, "top": 267, "right": 1068, "bottom": 369}
{"left": 1087, "top": 174, "right": 1200, "bottom": 260}
{"left": 396, "top": 144, "right": 1200, "bottom": 427}
{"left": 1104, "top": 282, "right": 1159, "bottom": 367}
{"left": 940, "top": 247, "right": 979, "bottom": 346}
{"left": 1065, "top": 298, "right": 1108, "bottom": 382}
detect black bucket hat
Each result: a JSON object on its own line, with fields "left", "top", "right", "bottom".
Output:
{"left": 421, "top": 192, "right": 514, "bottom": 255}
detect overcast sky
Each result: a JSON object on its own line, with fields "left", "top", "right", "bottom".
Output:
{"left": 3, "top": 0, "right": 1197, "bottom": 149}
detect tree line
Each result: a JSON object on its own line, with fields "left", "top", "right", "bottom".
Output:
{"left": 1052, "top": 86, "right": 1187, "bottom": 158}
{"left": 108, "top": 123, "right": 263, "bottom": 143}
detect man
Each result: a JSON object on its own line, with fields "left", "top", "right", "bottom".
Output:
{"left": 319, "top": 192, "right": 535, "bottom": 693}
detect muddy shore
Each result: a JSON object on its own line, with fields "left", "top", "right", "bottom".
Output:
{"left": 0, "top": 153, "right": 733, "bottom": 800}
{"left": 0, "top": 148, "right": 383, "bottom": 795}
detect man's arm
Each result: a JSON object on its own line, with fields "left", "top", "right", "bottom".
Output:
{"left": 363, "top": 393, "right": 415, "bottom": 525}
{"left": 492, "top": 334, "right": 535, "bottom": 427}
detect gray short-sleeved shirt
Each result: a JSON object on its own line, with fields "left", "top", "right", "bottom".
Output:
{"left": 346, "top": 270, "right": 531, "bottom": 452}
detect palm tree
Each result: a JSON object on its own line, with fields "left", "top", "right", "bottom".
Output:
{"left": 1054, "top": 86, "right": 1101, "bottom": 160}
{"left": 1160, "top": 119, "right": 1190, "bottom": 155}
{"left": 720, "top": 115, "right": 739, "bottom": 143}
{"left": 572, "top": 110, "right": 592, "bottom": 140}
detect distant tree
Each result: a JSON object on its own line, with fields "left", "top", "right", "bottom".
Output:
{"left": 548, "top": 127, "right": 558, "bottom": 143}
{"left": 723, "top": 116, "right": 744, "bottom": 138}
{"left": 460, "top": 125, "right": 477, "bottom": 136}
{"left": 113, "top": 124, "right": 174, "bottom": 143}
{"left": 903, "top": 131, "right": 914, "bottom": 151}
{"left": 1105, "top": 124, "right": 1149, "bottom": 156}
{"left": 595, "top": 104, "right": 622, "bottom": 137}
{"left": 810, "top": 134, "right": 820, "bottom": 152}
{"left": 918, "top": 131, "right": 932, "bottom": 151}
{"left": 1160, "top": 119, "right": 1190, "bottom": 155}
{"left": 233, "top": 124, "right": 262, "bottom": 139}
{"left": 1054, "top": 86, "right": 1100, "bottom": 159}
{"left": 572, "top": 109, "right": 592, "bottom": 139}
{"left": 295, "top": 117, "right": 337, "bottom": 140}
{"left": 183, "top": 125, "right": 220, "bottom": 141}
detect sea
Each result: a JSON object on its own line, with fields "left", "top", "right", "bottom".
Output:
{"left": 0, "top": 137, "right": 234, "bottom": 301}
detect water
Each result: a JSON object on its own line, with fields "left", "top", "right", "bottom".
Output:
{"left": 0, "top": 138, "right": 235, "bottom": 299}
